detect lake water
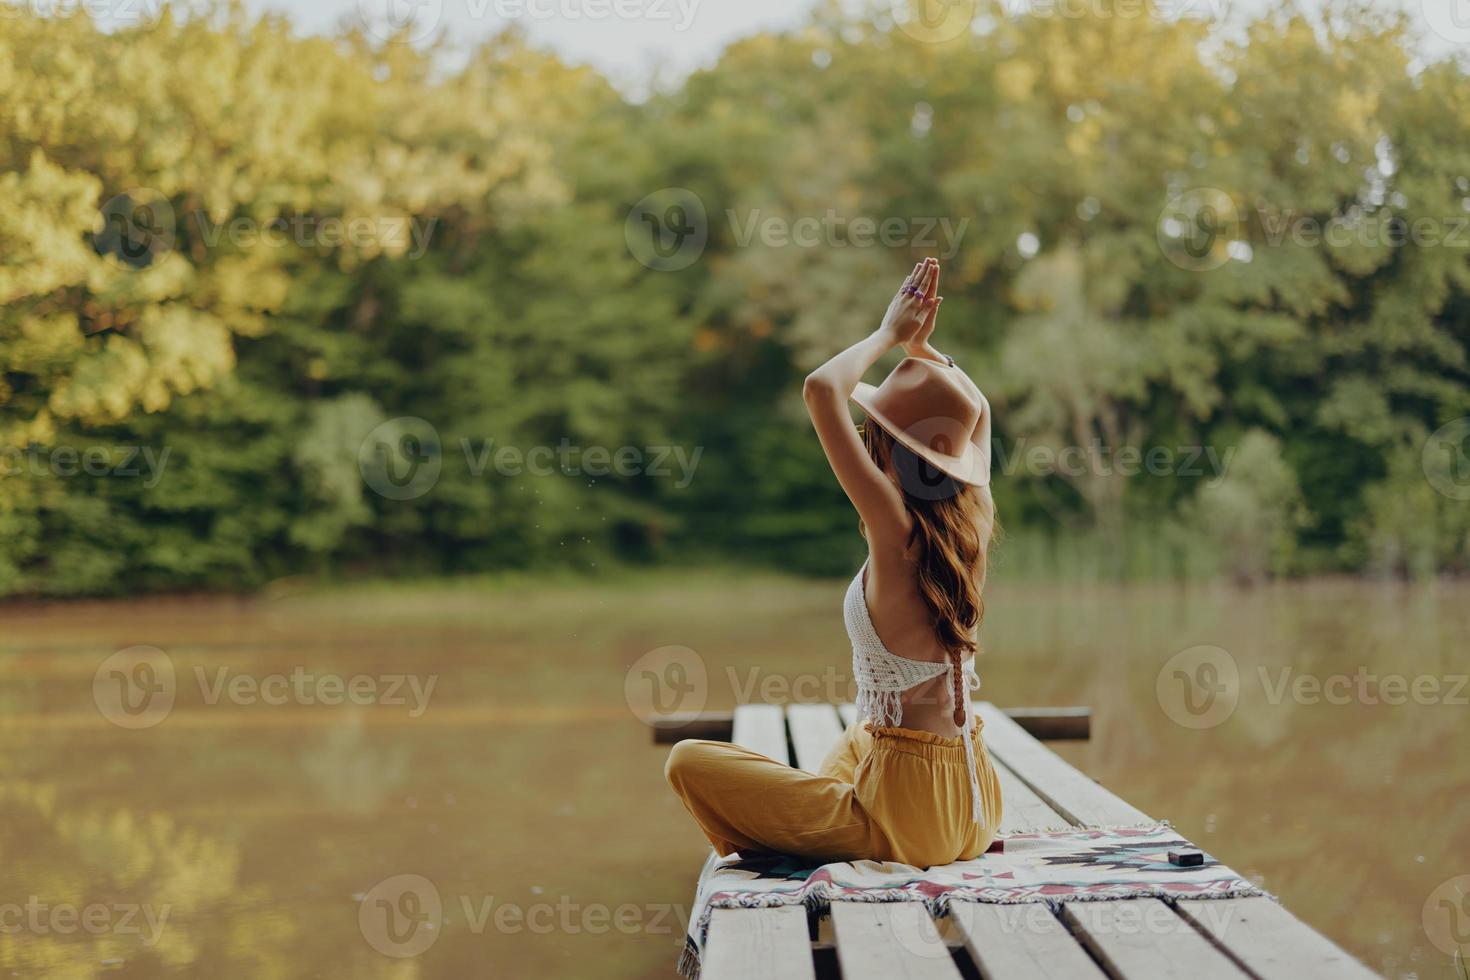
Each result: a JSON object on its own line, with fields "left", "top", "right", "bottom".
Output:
{"left": 2, "top": 574, "right": 1466, "bottom": 978}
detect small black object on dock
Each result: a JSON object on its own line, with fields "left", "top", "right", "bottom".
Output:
{"left": 1169, "top": 848, "right": 1205, "bottom": 867}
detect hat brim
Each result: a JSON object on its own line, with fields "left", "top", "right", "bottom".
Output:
{"left": 851, "top": 382, "right": 991, "bottom": 487}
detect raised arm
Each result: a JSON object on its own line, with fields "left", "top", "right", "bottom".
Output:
{"left": 802, "top": 258, "right": 943, "bottom": 544}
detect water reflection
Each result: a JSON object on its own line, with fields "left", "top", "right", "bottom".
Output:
{"left": 1, "top": 576, "right": 1465, "bottom": 978}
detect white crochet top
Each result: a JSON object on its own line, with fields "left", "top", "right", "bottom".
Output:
{"left": 844, "top": 561, "right": 984, "bottom": 825}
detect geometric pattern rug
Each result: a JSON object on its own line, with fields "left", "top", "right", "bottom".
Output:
{"left": 679, "top": 825, "right": 1267, "bottom": 978}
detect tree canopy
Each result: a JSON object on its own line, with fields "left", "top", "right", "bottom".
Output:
{"left": 2, "top": 0, "right": 1468, "bottom": 595}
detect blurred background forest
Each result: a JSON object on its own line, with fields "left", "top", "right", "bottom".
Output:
{"left": 3, "top": 0, "right": 1470, "bottom": 597}
{"left": 6, "top": 5, "right": 1470, "bottom": 978}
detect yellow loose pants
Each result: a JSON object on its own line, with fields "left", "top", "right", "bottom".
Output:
{"left": 665, "top": 718, "right": 1003, "bottom": 869}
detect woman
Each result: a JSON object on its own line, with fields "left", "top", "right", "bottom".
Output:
{"left": 665, "top": 257, "right": 1003, "bottom": 868}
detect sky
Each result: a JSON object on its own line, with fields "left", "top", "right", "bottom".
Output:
{"left": 95, "top": 0, "right": 1465, "bottom": 94}
{"left": 266, "top": 0, "right": 815, "bottom": 91}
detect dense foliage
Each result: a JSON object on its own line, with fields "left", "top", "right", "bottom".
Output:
{"left": 2, "top": 0, "right": 1468, "bottom": 595}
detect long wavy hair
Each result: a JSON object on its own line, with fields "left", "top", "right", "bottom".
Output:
{"left": 862, "top": 419, "right": 998, "bottom": 726}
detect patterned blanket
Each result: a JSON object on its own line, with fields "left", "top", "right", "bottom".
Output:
{"left": 678, "top": 826, "right": 1266, "bottom": 978}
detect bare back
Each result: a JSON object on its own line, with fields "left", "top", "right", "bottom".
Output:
{"left": 862, "top": 536, "right": 967, "bottom": 737}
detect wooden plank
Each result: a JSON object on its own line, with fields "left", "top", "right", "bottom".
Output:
{"left": 731, "top": 703, "right": 789, "bottom": 765}
{"left": 976, "top": 703, "right": 1151, "bottom": 828}
{"left": 1063, "top": 899, "right": 1246, "bottom": 979}
{"left": 831, "top": 902, "right": 962, "bottom": 979}
{"left": 652, "top": 706, "right": 1091, "bottom": 744}
{"left": 650, "top": 711, "right": 739, "bottom": 742}
{"left": 1001, "top": 706, "right": 1090, "bottom": 740}
{"left": 950, "top": 902, "right": 1106, "bottom": 980}
{"left": 992, "top": 758, "right": 1072, "bottom": 834}
{"left": 786, "top": 703, "right": 846, "bottom": 773}
{"left": 704, "top": 906, "right": 815, "bottom": 980}
{"left": 1176, "top": 897, "right": 1378, "bottom": 980}
{"left": 838, "top": 702, "right": 858, "bottom": 728}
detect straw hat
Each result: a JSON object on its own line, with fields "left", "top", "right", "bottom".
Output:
{"left": 850, "top": 357, "right": 993, "bottom": 488}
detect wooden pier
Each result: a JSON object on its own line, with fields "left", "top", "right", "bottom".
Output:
{"left": 657, "top": 702, "right": 1377, "bottom": 979}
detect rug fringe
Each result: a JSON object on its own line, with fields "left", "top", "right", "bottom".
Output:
{"left": 676, "top": 938, "right": 700, "bottom": 980}
{"left": 1004, "top": 820, "right": 1173, "bottom": 837}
